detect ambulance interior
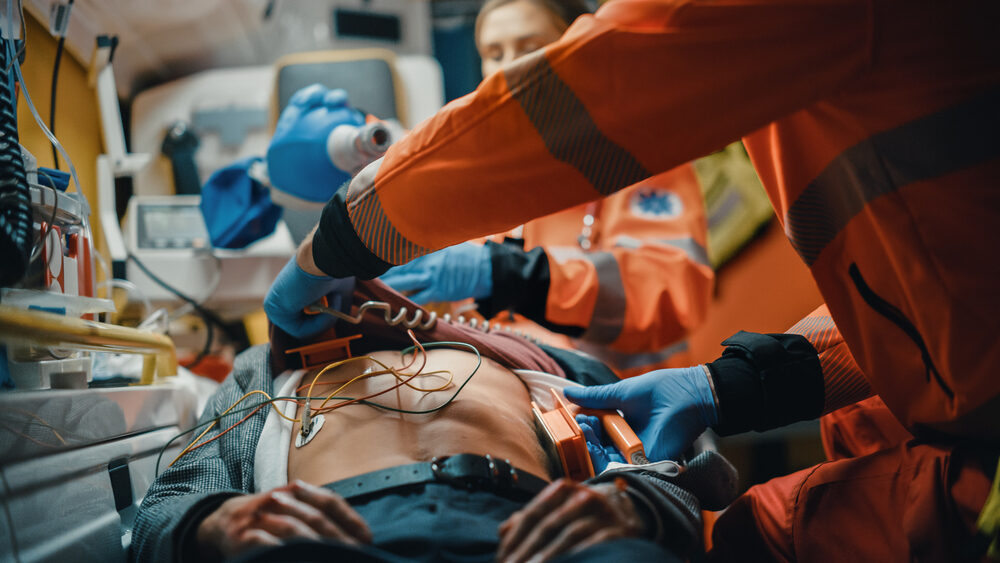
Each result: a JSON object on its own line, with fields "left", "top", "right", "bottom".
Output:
{"left": 0, "top": 1, "right": 825, "bottom": 561}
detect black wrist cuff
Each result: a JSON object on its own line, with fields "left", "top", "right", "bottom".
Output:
{"left": 476, "top": 240, "right": 549, "bottom": 318}
{"left": 312, "top": 182, "right": 393, "bottom": 280}
{"left": 476, "top": 240, "right": 585, "bottom": 338}
{"left": 707, "top": 331, "right": 824, "bottom": 435}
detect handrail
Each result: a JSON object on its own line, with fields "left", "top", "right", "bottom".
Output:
{"left": 0, "top": 304, "right": 177, "bottom": 384}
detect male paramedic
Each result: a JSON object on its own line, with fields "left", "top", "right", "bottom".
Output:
{"left": 263, "top": 0, "right": 1000, "bottom": 559}
{"left": 380, "top": 0, "right": 717, "bottom": 378}
{"left": 131, "top": 280, "right": 736, "bottom": 563}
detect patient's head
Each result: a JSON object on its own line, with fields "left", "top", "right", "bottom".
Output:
{"left": 476, "top": 0, "right": 590, "bottom": 77}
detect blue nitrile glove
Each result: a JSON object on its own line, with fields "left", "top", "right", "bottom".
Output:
{"left": 379, "top": 242, "right": 492, "bottom": 304}
{"left": 264, "top": 256, "right": 355, "bottom": 339}
{"left": 576, "top": 414, "right": 626, "bottom": 473}
{"left": 266, "top": 84, "right": 366, "bottom": 207}
{"left": 563, "top": 366, "right": 719, "bottom": 462}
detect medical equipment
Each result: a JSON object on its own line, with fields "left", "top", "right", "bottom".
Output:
{"left": 160, "top": 120, "right": 201, "bottom": 195}
{"left": 123, "top": 194, "right": 294, "bottom": 317}
{"left": 12, "top": 175, "right": 139, "bottom": 353}
{"left": 294, "top": 403, "right": 324, "bottom": 447}
{"left": 533, "top": 388, "right": 648, "bottom": 480}
{"left": 305, "top": 298, "right": 438, "bottom": 331}
{"left": 0, "top": 115, "right": 112, "bottom": 387}
{"left": 263, "top": 92, "right": 393, "bottom": 209}
{"left": 94, "top": 58, "right": 294, "bottom": 319}
{"left": 533, "top": 389, "right": 594, "bottom": 481}
{"left": 328, "top": 121, "right": 393, "bottom": 177}
{"left": 305, "top": 296, "right": 541, "bottom": 340}
{"left": 284, "top": 334, "right": 364, "bottom": 370}
{"left": 595, "top": 415, "right": 649, "bottom": 466}
{"left": 128, "top": 195, "right": 210, "bottom": 251}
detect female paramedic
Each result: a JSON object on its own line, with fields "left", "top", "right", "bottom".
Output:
{"left": 379, "top": 0, "right": 716, "bottom": 379}
{"left": 265, "top": 0, "right": 1000, "bottom": 560}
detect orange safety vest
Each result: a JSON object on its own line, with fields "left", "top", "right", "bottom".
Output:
{"left": 323, "top": 0, "right": 1000, "bottom": 439}
{"left": 482, "top": 166, "right": 713, "bottom": 378}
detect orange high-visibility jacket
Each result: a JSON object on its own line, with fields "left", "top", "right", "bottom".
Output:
{"left": 312, "top": 0, "right": 1000, "bottom": 439}
{"left": 479, "top": 166, "right": 713, "bottom": 377}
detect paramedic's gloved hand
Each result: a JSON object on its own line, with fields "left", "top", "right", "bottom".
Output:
{"left": 267, "top": 84, "right": 364, "bottom": 206}
{"left": 576, "top": 414, "right": 626, "bottom": 473}
{"left": 196, "top": 480, "right": 372, "bottom": 559}
{"left": 379, "top": 242, "right": 492, "bottom": 304}
{"left": 563, "top": 366, "right": 719, "bottom": 461}
{"left": 264, "top": 256, "right": 354, "bottom": 338}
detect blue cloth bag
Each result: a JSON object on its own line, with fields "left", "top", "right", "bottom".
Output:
{"left": 200, "top": 157, "right": 282, "bottom": 249}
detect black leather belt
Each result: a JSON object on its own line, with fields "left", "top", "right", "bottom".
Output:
{"left": 324, "top": 454, "right": 550, "bottom": 503}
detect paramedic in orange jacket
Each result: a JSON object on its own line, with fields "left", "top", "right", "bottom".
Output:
{"left": 380, "top": 0, "right": 714, "bottom": 377}
{"left": 270, "top": 0, "right": 1000, "bottom": 558}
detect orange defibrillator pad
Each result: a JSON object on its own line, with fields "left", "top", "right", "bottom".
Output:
{"left": 531, "top": 388, "right": 647, "bottom": 480}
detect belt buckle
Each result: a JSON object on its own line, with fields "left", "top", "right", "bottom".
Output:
{"left": 430, "top": 454, "right": 519, "bottom": 494}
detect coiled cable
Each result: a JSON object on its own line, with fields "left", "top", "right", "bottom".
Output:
{"left": 305, "top": 299, "right": 542, "bottom": 345}
{"left": 305, "top": 300, "right": 438, "bottom": 331}
{"left": 0, "top": 37, "right": 31, "bottom": 286}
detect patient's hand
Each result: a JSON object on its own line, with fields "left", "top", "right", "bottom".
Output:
{"left": 496, "top": 479, "right": 642, "bottom": 563}
{"left": 195, "top": 480, "right": 372, "bottom": 559}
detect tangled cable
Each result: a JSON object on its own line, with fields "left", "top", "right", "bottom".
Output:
{"left": 158, "top": 333, "right": 482, "bottom": 475}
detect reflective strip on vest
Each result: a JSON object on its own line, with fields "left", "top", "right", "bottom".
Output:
{"left": 786, "top": 87, "right": 1000, "bottom": 266}
{"left": 503, "top": 51, "right": 650, "bottom": 196}
{"left": 579, "top": 251, "right": 627, "bottom": 345}
{"left": 707, "top": 188, "right": 744, "bottom": 230}
{"left": 615, "top": 235, "right": 711, "bottom": 268}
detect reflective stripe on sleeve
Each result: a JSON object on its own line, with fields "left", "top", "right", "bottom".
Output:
{"left": 346, "top": 160, "right": 428, "bottom": 265}
{"left": 787, "top": 313, "right": 872, "bottom": 413}
{"left": 503, "top": 51, "right": 650, "bottom": 196}
{"left": 786, "top": 86, "right": 1000, "bottom": 266}
{"left": 348, "top": 188, "right": 429, "bottom": 265}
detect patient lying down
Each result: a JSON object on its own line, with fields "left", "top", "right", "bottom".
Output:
{"left": 131, "top": 282, "right": 735, "bottom": 563}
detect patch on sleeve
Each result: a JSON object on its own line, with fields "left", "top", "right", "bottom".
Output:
{"left": 630, "top": 188, "right": 682, "bottom": 219}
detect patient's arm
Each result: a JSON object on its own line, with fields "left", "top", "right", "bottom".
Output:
{"left": 498, "top": 451, "right": 734, "bottom": 562}
{"left": 195, "top": 480, "right": 371, "bottom": 560}
{"left": 131, "top": 360, "right": 259, "bottom": 563}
